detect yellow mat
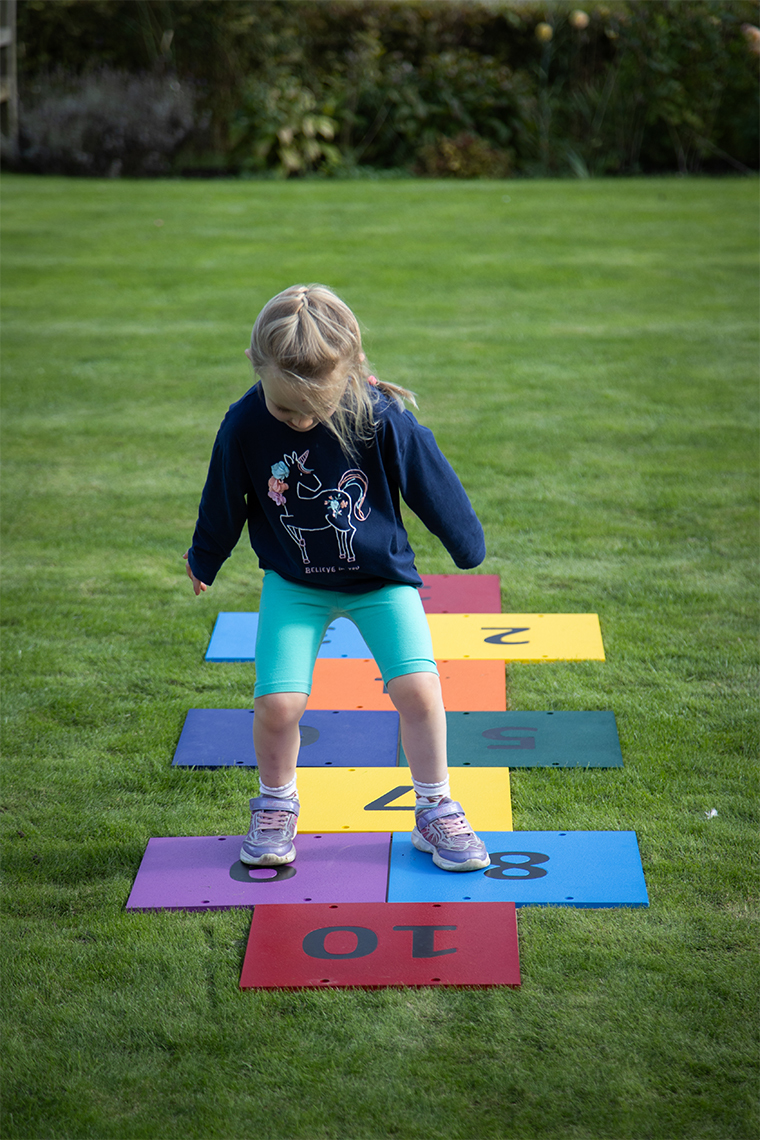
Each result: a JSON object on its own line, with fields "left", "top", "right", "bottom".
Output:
{"left": 426, "top": 613, "right": 605, "bottom": 661}
{"left": 296, "top": 767, "right": 512, "bottom": 833}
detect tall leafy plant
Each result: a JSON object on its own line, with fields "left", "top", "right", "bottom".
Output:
{"left": 230, "top": 76, "right": 339, "bottom": 176}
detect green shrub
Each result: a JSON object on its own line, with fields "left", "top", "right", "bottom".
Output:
{"left": 230, "top": 76, "right": 340, "bottom": 176}
{"left": 344, "top": 47, "right": 531, "bottom": 172}
{"left": 534, "top": 1, "right": 760, "bottom": 176}
{"left": 417, "top": 131, "right": 513, "bottom": 178}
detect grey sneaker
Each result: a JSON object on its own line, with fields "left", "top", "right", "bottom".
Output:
{"left": 240, "top": 795, "right": 299, "bottom": 866}
{"left": 411, "top": 797, "right": 490, "bottom": 872}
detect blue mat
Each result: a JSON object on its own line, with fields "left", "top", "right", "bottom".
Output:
{"left": 387, "top": 831, "right": 648, "bottom": 907}
{"left": 172, "top": 709, "right": 400, "bottom": 768}
{"left": 205, "top": 612, "right": 372, "bottom": 661}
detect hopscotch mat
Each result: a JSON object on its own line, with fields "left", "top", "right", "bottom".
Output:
{"left": 126, "top": 829, "right": 646, "bottom": 913}
{"left": 136, "top": 570, "right": 641, "bottom": 987}
{"left": 307, "top": 659, "right": 507, "bottom": 711}
{"left": 426, "top": 614, "right": 605, "bottom": 661}
{"left": 295, "top": 767, "right": 512, "bottom": 833}
{"left": 204, "top": 613, "right": 370, "bottom": 661}
{"left": 204, "top": 612, "right": 605, "bottom": 662}
{"left": 172, "top": 708, "right": 622, "bottom": 769}
{"left": 172, "top": 709, "right": 400, "bottom": 768}
{"left": 418, "top": 574, "right": 501, "bottom": 613}
{"left": 126, "top": 832, "right": 393, "bottom": 911}
{"left": 240, "top": 901, "right": 521, "bottom": 989}
{"left": 399, "top": 711, "right": 623, "bottom": 769}
{"left": 387, "top": 831, "right": 649, "bottom": 907}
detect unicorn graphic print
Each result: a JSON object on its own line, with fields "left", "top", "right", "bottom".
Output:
{"left": 267, "top": 450, "right": 370, "bottom": 565}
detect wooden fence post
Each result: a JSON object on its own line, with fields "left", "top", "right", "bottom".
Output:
{"left": 1, "top": 0, "right": 18, "bottom": 161}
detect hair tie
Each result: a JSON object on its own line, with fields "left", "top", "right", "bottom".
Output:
{"left": 367, "top": 375, "right": 378, "bottom": 386}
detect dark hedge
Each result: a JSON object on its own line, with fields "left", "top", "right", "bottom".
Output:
{"left": 12, "top": 0, "right": 760, "bottom": 177}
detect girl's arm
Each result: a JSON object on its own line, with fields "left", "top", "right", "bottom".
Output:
{"left": 186, "top": 422, "right": 255, "bottom": 587}
{"left": 385, "top": 411, "right": 486, "bottom": 569}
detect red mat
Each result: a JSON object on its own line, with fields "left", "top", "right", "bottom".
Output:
{"left": 240, "top": 901, "right": 520, "bottom": 989}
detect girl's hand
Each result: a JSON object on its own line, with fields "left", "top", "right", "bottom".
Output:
{"left": 183, "top": 551, "right": 208, "bottom": 595}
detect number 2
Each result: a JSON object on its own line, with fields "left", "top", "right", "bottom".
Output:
{"left": 480, "top": 627, "right": 530, "bottom": 645}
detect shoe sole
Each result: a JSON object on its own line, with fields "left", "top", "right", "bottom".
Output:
{"left": 411, "top": 828, "right": 491, "bottom": 873}
{"left": 239, "top": 845, "right": 296, "bottom": 867}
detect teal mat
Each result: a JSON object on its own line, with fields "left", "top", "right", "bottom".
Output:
{"left": 399, "top": 711, "right": 623, "bottom": 768}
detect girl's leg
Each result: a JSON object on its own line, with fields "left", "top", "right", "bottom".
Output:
{"left": 241, "top": 574, "right": 330, "bottom": 866}
{"left": 252, "top": 571, "right": 334, "bottom": 788}
{"left": 386, "top": 671, "right": 448, "bottom": 787}
{"left": 242, "top": 690, "right": 308, "bottom": 867}
{"left": 392, "top": 678, "right": 489, "bottom": 870}
{"left": 344, "top": 583, "right": 448, "bottom": 789}
{"left": 347, "top": 584, "right": 490, "bottom": 871}
{"left": 253, "top": 691, "right": 309, "bottom": 791}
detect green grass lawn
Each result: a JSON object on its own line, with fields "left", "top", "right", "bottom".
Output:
{"left": 1, "top": 172, "right": 758, "bottom": 1140}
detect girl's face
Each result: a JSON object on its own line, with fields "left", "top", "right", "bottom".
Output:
{"left": 249, "top": 351, "right": 347, "bottom": 432}
{"left": 260, "top": 373, "right": 317, "bottom": 432}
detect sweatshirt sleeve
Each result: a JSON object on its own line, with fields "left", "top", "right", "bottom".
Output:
{"left": 383, "top": 410, "right": 486, "bottom": 570}
{"left": 187, "top": 417, "right": 255, "bottom": 586}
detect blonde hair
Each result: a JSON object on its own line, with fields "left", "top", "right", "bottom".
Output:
{"left": 248, "top": 284, "right": 416, "bottom": 456}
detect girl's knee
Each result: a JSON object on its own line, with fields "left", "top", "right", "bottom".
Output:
{"left": 254, "top": 691, "right": 309, "bottom": 729}
{"left": 386, "top": 671, "right": 442, "bottom": 717}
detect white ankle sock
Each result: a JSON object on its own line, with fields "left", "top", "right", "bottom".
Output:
{"left": 259, "top": 776, "right": 299, "bottom": 801}
{"left": 412, "top": 777, "right": 450, "bottom": 806}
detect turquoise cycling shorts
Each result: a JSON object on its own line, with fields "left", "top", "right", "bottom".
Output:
{"left": 253, "top": 571, "right": 438, "bottom": 697}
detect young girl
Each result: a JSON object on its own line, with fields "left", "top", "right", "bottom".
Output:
{"left": 184, "top": 284, "right": 489, "bottom": 873}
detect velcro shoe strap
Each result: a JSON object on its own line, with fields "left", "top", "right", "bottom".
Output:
{"left": 250, "top": 795, "right": 300, "bottom": 815}
{"left": 418, "top": 799, "right": 464, "bottom": 823}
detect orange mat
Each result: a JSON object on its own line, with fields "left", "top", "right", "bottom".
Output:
{"left": 307, "top": 659, "right": 506, "bottom": 712}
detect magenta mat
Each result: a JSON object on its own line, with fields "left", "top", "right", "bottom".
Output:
{"left": 419, "top": 574, "right": 501, "bottom": 613}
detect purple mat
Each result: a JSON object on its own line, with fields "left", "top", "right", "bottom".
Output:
{"left": 126, "top": 832, "right": 392, "bottom": 911}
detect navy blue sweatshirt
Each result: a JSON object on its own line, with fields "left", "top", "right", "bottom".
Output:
{"left": 188, "top": 383, "right": 485, "bottom": 594}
